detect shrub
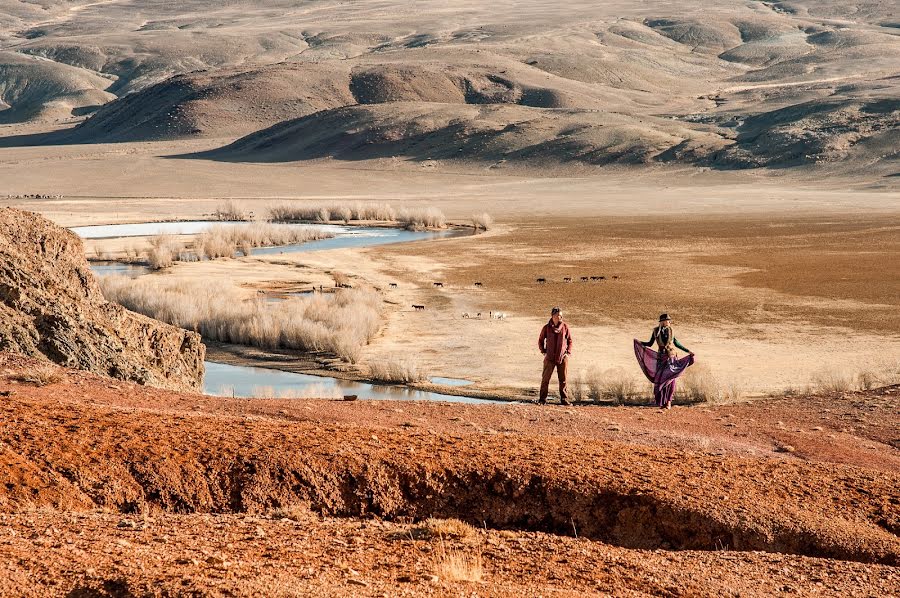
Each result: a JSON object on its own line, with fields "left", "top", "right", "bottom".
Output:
{"left": 145, "top": 234, "right": 185, "bottom": 270}
{"left": 433, "top": 543, "right": 483, "bottom": 582}
{"left": 810, "top": 370, "right": 854, "bottom": 394}
{"left": 397, "top": 206, "right": 446, "bottom": 230}
{"left": 10, "top": 363, "right": 66, "bottom": 386}
{"left": 583, "top": 367, "right": 643, "bottom": 404}
{"left": 471, "top": 212, "right": 494, "bottom": 231}
{"left": 98, "top": 277, "right": 382, "bottom": 363}
{"left": 417, "top": 518, "right": 476, "bottom": 541}
{"left": 213, "top": 200, "right": 252, "bottom": 221}
{"left": 267, "top": 201, "right": 397, "bottom": 223}
{"left": 680, "top": 363, "right": 728, "bottom": 403}
{"left": 368, "top": 355, "right": 427, "bottom": 384}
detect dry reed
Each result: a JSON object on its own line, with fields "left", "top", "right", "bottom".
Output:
{"left": 368, "top": 355, "right": 428, "bottom": 384}
{"left": 213, "top": 200, "right": 253, "bottom": 221}
{"left": 267, "top": 201, "right": 396, "bottom": 223}
{"left": 195, "top": 223, "right": 334, "bottom": 260}
{"left": 10, "top": 363, "right": 66, "bottom": 386}
{"left": 99, "top": 277, "right": 381, "bottom": 363}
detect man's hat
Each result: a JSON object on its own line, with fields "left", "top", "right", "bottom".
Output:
{"left": 551, "top": 306, "right": 562, "bottom": 315}
{"left": 659, "top": 313, "right": 671, "bottom": 322}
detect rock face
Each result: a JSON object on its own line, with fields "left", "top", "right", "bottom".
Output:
{"left": 0, "top": 208, "right": 204, "bottom": 391}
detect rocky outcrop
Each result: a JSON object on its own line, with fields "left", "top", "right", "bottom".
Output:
{"left": 0, "top": 208, "right": 204, "bottom": 391}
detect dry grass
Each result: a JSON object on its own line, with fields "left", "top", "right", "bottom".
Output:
{"left": 196, "top": 223, "right": 334, "bottom": 260}
{"left": 433, "top": 541, "right": 483, "bottom": 583}
{"left": 368, "top": 354, "right": 427, "bottom": 384}
{"left": 146, "top": 234, "right": 186, "bottom": 270}
{"left": 418, "top": 518, "right": 476, "bottom": 541}
{"left": 397, "top": 206, "right": 446, "bottom": 230}
{"left": 270, "top": 504, "right": 309, "bottom": 522}
{"left": 471, "top": 212, "right": 494, "bottom": 231}
{"left": 268, "top": 201, "right": 396, "bottom": 223}
{"left": 588, "top": 368, "right": 643, "bottom": 404}
{"left": 10, "top": 363, "right": 66, "bottom": 387}
{"left": 680, "top": 363, "right": 741, "bottom": 403}
{"left": 99, "top": 277, "right": 382, "bottom": 363}
{"left": 267, "top": 201, "right": 446, "bottom": 229}
{"left": 213, "top": 200, "right": 253, "bottom": 221}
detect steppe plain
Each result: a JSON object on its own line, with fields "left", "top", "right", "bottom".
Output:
{"left": 0, "top": 0, "right": 898, "bottom": 595}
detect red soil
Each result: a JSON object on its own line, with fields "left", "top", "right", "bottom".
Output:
{"left": 0, "top": 353, "right": 897, "bottom": 596}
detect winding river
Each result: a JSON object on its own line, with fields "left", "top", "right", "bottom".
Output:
{"left": 74, "top": 220, "right": 481, "bottom": 402}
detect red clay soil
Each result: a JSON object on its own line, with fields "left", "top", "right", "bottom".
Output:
{"left": 0, "top": 353, "right": 897, "bottom": 596}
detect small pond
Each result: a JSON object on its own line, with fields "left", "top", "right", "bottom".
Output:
{"left": 204, "top": 361, "right": 494, "bottom": 403}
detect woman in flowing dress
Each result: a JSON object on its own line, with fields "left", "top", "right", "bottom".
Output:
{"left": 633, "top": 313, "right": 695, "bottom": 409}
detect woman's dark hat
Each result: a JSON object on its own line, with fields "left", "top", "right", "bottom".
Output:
{"left": 659, "top": 313, "right": 671, "bottom": 322}
{"left": 551, "top": 306, "right": 561, "bottom": 315}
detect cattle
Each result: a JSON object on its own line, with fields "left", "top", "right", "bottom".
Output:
{"left": 433, "top": 282, "right": 444, "bottom": 288}
{"left": 389, "top": 283, "right": 398, "bottom": 288}
{"left": 563, "top": 277, "right": 572, "bottom": 283}
{"left": 581, "top": 277, "right": 589, "bottom": 282}
{"left": 474, "top": 282, "right": 483, "bottom": 287}
{"left": 536, "top": 277, "right": 547, "bottom": 284}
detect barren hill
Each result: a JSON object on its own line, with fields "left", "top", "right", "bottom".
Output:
{"left": 0, "top": 0, "right": 896, "bottom": 176}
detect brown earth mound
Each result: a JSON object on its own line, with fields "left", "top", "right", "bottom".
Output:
{"left": 195, "top": 102, "right": 728, "bottom": 167}
{"left": 0, "top": 354, "right": 896, "bottom": 566}
{"left": 65, "top": 62, "right": 354, "bottom": 142}
{"left": 0, "top": 208, "right": 204, "bottom": 390}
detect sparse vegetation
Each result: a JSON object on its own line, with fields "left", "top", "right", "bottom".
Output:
{"left": 10, "top": 363, "right": 66, "bottom": 387}
{"left": 433, "top": 541, "right": 483, "bottom": 582}
{"left": 472, "top": 212, "right": 494, "bottom": 231}
{"left": 368, "top": 355, "right": 428, "bottom": 384}
{"left": 98, "top": 277, "right": 381, "bottom": 363}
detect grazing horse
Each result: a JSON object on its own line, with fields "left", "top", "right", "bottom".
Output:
{"left": 413, "top": 305, "right": 426, "bottom": 311}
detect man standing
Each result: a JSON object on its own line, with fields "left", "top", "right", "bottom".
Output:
{"left": 538, "top": 306, "right": 574, "bottom": 405}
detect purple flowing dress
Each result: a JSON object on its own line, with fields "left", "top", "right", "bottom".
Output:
{"left": 633, "top": 339, "right": 695, "bottom": 407}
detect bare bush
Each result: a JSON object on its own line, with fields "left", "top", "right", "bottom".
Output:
{"left": 810, "top": 370, "right": 855, "bottom": 394}
{"left": 583, "top": 367, "right": 643, "bottom": 404}
{"left": 433, "top": 542, "right": 483, "bottom": 582}
{"left": 98, "top": 277, "right": 381, "bottom": 363}
{"left": 397, "top": 206, "right": 446, "bottom": 230}
{"left": 268, "top": 201, "right": 396, "bottom": 223}
{"left": 368, "top": 354, "right": 427, "bottom": 384}
{"left": 213, "top": 200, "right": 252, "bottom": 221}
{"left": 10, "top": 363, "right": 66, "bottom": 386}
{"left": 146, "top": 234, "right": 185, "bottom": 270}
{"left": 471, "top": 212, "right": 494, "bottom": 231}
{"left": 681, "top": 363, "right": 727, "bottom": 403}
